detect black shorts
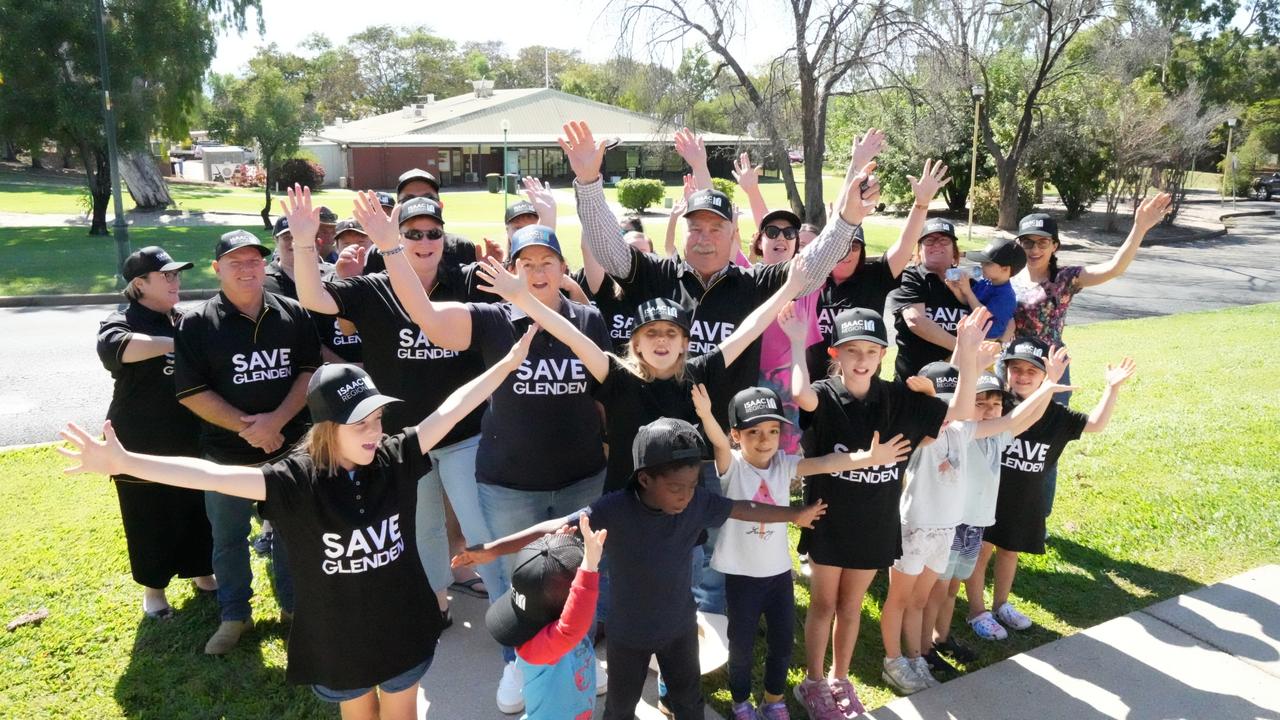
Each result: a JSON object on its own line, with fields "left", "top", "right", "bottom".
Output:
{"left": 799, "top": 475, "right": 901, "bottom": 569}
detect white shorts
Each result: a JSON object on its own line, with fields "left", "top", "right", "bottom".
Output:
{"left": 893, "top": 526, "right": 956, "bottom": 576}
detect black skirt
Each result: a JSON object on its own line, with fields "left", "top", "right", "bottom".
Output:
{"left": 798, "top": 474, "right": 902, "bottom": 570}
{"left": 983, "top": 475, "right": 1046, "bottom": 555}
{"left": 114, "top": 476, "right": 213, "bottom": 588}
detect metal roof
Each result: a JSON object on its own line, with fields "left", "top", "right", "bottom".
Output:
{"left": 314, "top": 88, "right": 763, "bottom": 147}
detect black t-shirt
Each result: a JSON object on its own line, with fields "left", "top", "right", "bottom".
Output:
{"left": 362, "top": 233, "right": 477, "bottom": 275}
{"left": 263, "top": 259, "right": 363, "bottom": 364}
{"left": 593, "top": 351, "right": 730, "bottom": 492}
{"left": 582, "top": 486, "right": 733, "bottom": 646}
{"left": 798, "top": 376, "right": 948, "bottom": 569}
{"left": 174, "top": 292, "right": 322, "bottom": 464}
{"left": 614, "top": 247, "right": 791, "bottom": 407}
{"left": 96, "top": 302, "right": 200, "bottom": 459}
{"left": 807, "top": 255, "right": 901, "bottom": 379}
{"left": 985, "top": 401, "right": 1088, "bottom": 554}
{"left": 260, "top": 428, "right": 444, "bottom": 689}
{"left": 886, "top": 265, "right": 971, "bottom": 380}
{"left": 468, "top": 300, "right": 610, "bottom": 490}
{"left": 572, "top": 270, "right": 641, "bottom": 355}
{"left": 325, "top": 271, "right": 487, "bottom": 446}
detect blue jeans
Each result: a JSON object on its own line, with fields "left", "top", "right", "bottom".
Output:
{"left": 414, "top": 435, "right": 500, "bottom": 599}
{"left": 725, "top": 571, "right": 794, "bottom": 702}
{"left": 478, "top": 468, "right": 607, "bottom": 663}
{"left": 311, "top": 653, "right": 435, "bottom": 703}
{"left": 204, "top": 490, "right": 293, "bottom": 621}
{"left": 1045, "top": 363, "right": 1072, "bottom": 518}
{"left": 690, "top": 461, "right": 726, "bottom": 614}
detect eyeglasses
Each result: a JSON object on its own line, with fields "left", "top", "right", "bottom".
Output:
{"left": 920, "top": 236, "right": 954, "bottom": 247}
{"left": 223, "top": 258, "right": 264, "bottom": 271}
{"left": 762, "top": 226, "right": 799, "bottom": 241}
{"left": 403, "top": 228, "right": 444, "bottom": 241}
{"left": 160, "top": 270, "right": 181, "bottom": 281}
{"left": 1018, "top": 237, "right": 1055, "bottom": 250}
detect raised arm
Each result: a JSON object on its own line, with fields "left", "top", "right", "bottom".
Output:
{"left": 664, "top": 194, "right": 686, "bottom": 260}
{"left": 691, "top": 384, "right": 732, "bottom": 475}
{"left": 452, "top": 514, "right": 577, "bottom": 568}
{"left": 890, "top": 158, "right": 950, "bottom": 277}
{"left": 280, "top": 184, "right": 341, "bottom": 315}
{"left": 1079, "top": 193, "right": 1170, "bottom": 287}
{"left": 1085, "top": 357, "right": 1136, "bottom": 433}
{"left": 674, "top": 128, "right": 713, "bottom": 191}
{"left": 729, "top": 497, "right": 827, "bottom": 528}
{"left": 943, "top": 308, "right": 989, "bottom": 423}
{"left": 475, "top": 258, "right": 610, "bottom": 382}
{"left": 732, "top": 152, "right": 767, "bottom": 229}
{"left": 351, "top": 190, "right": 473, "bottom": 351}
{"left": 790, "top": 142, "right": 883, "bottom": 296}
{"left": 417, "top": 326, "right": 535, "bottom": 453}
{"left": 59, "top": 421, "right": 266, "bottom": 501}
{"left": 563, "top": 122, "right": 633, "bottom": 278}
{"left": 785, "top": 306, "right": 819, "bottom": 412}
{"left": 719, "top": 255, "right": 809, "bottom": 367}
{"left": 798, "top": 431, "right": 912, "bottom": 476}
{"left": 522, "top": 176, "right": 558, "bottom": 231}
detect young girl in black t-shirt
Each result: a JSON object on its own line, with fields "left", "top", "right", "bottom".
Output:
{"left": 58, "top": 333, "right": 534, "bottom": 720}
{"left": 789, "top": 306, "right": 988, "bottom": 718}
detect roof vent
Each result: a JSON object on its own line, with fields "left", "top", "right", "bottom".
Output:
{"left": 401, "top": 103, "right": 428, "bottom": 118}
{"left": 471, "top": 79, "right": 495, "bottom": 98}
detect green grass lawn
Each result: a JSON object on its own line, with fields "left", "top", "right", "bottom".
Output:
{"left": 1, "top": 303, "right": 1277, "bottom": 718}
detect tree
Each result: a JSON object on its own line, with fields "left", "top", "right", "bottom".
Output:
{"left": 0, "top": 0, "right": 259, "bottom": 234}
{"left": 616, "top": 0, "right": 905, "bottom": 225}
{"left": 207, "top": 65, "right": 319, "bottom": 228}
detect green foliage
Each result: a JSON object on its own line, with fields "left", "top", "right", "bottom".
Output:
{"left": 1220, "top": 137, "right": 1271, "bottom": 197}
{"left": 615, "top": 178, "right": 666, "bottom": 212}
{"left": 1047, "top": 148, "right": 1108, "bottom": 219}
{"left": 711, "top": 178, "right": 737, "bottom": 201}
{"left": 276, "top": 158, "right": 326, "bottom": 190}
{"left": 971, "top": 176, "right": 1035, "bottom": 226}
{"left": 1244, "top": 99, "right": 1280, "bottom": 156}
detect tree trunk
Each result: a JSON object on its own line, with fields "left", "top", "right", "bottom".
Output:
{"left": 2, "top": 141, "right": 17, "bottom": 162}
{"left": 995, "top": 161, "right": 1021, "bottom": 231}
{"left": 260, "top": 159, "right": 274, "bottom": 229}
{"left": 30, "top": 148, "right": 43, "bottom": 169}
{"left": 86, "top": 147, "right": 112, "bottom": 236}
{"left": 119, "top": 151, "right": 172, "bottom": 211}
{"left": 944, "top": 185, "right": 968, "bottom": 213}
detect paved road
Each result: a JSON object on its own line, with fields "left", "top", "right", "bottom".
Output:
{"left": 1, "top": 211, "right": 1275, "bottom": 449}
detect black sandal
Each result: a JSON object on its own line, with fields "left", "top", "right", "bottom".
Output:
{"left": 448, "top": 577, "right": 489, "bottom": 599}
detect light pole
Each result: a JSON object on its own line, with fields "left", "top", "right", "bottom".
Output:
{"left": 1226, "top": 117, "right": 1238, "bottom": 212}
{"left": 967, "top": 84, "right": 985, "bottom": 245}
{"left": 93, "top": 0, "right": 130, "bottom": 286}
{"left": 500, "top": 119, "right": 510, "bottom": 212}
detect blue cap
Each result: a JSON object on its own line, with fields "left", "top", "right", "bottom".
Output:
{"left": 272, "top": 216, "right": 290, "bottom": 237}
{"left": 508, "top": 225, "right": 563, "bottom": 262}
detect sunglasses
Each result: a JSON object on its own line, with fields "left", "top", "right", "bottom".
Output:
{"left": 160, "top": 270, "right": 182, "bottom": 281}
{"left": 762, "top": 225, "right": 799, "bottom": 241}
{"left": 403, "top": 228, "right": 444, "bottom": 241}
{"left": 920, "top": 236, "right": 954, "bottom": 247}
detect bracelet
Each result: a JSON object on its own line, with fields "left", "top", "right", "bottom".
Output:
{"left": 914, "top": 203, "right": 929, "bottom": 210}
{"left": 382, "top": 245, "right": 406, "bottom": 257}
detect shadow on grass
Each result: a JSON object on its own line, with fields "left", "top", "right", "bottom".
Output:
{"left": 113, "top": 593, "right": 324, "bottom": 719}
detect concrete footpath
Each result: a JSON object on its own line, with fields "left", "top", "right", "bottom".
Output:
{"left": 865, "top": 565, "right": 1280, "bottom": 720}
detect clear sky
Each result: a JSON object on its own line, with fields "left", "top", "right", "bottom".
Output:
{"left": 211, "top": 0, "right": 794, "bottom": 77}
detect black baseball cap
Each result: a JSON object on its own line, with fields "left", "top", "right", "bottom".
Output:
{"left": 852, "top": 224, "right": 866, "bottom": 245}
{"left": 967, "top": 237, "right": 1027, "bottom": 274}
{"left": 318, "top": 206, "right": 338, "bottom": 224}
{"left": 632, "top": 417, "right": 706, "bottom": 481}
{"left": 272, "top": 216, "right": 291, "bottom": 237}
{"left": 122, "top": 246, "right": 192, "bottom": 282}
{"left": 918, "top": 361, "right": 960, "bottom": 400}
{"left": 760, "top": 208, "right": 801, "bottom": 229}
{"left": 976, "top": 372, "right": 1005, "bottom": 396}
{"left": 485, "top": 534, "right": 583, "bottom": 647}
{"left": 335, "top": 219, "right": 366, "bottom": 237}
{"left": 728, "top": 387, "right": 791, "bottom": 429}
{"left": 305, "top": 363, "right": 401, "bottom": 425}
{"left": 508, "top": 225, "right": 563, "bottom": 262}
{"left": 831, "top": 307, "right": 888, "bottom": 347}
{"left": 397, "top": 168, "right": 440, "bottom": 195}
{"left": 1017, "top": 213, "right": 1058, "bottom": 241}
{"left": 376, "top": 191, "right": 397, "bottom": 210}
{"left": 684, "top": 189, "right": 733, "bottom": 221}
{"left": 398, "top": 197, "right": 444, "bottom": 226}
{"left": 921, "top": 218, "right": 957, "bottom": 242}
{"left": 1003, "top": 337, "right": 1050, "bottom": 372}
{"left": 504, "top": 201, "right": 539, "bottom": 224}
{"left": 632, "top": 297, "right": 691, "bottom": 334}
{"left": 214, "top": 230, "right": 271, "bottom": 260}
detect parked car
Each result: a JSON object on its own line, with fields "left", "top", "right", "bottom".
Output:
{"left": 1251, "top": 172, "right": 1280, "bottom": 201}
{"left": 788, "top": 149, "right": 804, "bottom": 164}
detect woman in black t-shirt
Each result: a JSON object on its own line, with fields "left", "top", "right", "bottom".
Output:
{"left": 887, "top": 217, "right": 972, "bottom": 380}
{"left": 96, "top": 246, "right": 215, "bottom": 619}
{"left": 60, "top": 338, "right": 533, "bottom": 718}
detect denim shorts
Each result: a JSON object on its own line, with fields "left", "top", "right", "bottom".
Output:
{"left": 311, "top": 654, "right": 434, "bottom": 703}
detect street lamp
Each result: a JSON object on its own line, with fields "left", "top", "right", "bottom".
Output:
{"left": 1225, "top": 117, "right": 1238, "bottom": 212}
{"left": 500, "top": 119, "right": 510, "bottom": 211}
{"left": 967, "top": 84, "right": 985, "bottom": 244}
{"left": 93, "top": 0, "right": 130, "bottom": 286}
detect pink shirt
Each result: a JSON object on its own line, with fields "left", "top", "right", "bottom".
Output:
{"left": 758, "top": 287, "right": 822, "bottom": 454}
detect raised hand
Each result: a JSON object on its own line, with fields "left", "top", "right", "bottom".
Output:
{"left": 908, "top": 159, "right": 952, "bottom": 205}
{"left": 691, "top": 383, "right": 714, "bottom": 419}
{"left": 867, "top": 431, "right": 912, "bottom": 467}
{"left": 476, "top": 257, "right": 529, "bottom": 303}
{"left": 1133, "top": 192, "right": 1172, "bottom": 233}
{"left": 838, "top": 159, "right": 881, "bottom": 226}
{"left": 557, "top": 121, "right": 607, "bottom": 184}
{"left": 732, "top": 152, "right": 761, "bottom": 191}
{"left": 976, "top": 340, "right": 1003, "bottom": 370}
{"left": 522, "top": 176, "right": 556, "bottom": 216}
{"left": 352, "top": 190, "right": 403, "bottom": 252}
{"left": 955, "top": 307, "right": 992, "bottom": 353}
{"left": 783, "top": 251, "right": 810, "bottom": 296}
{"left": 1104, "top": 357, "right": 1137, "bottom": 387}
{"left": 57, "top": 421, "right": 125, "bottom": 477}
{"left": 335, "top": 245, "right": 367, "bottom": 279}
{"left": 281, "top": 184, "right": 320, "bottom": 243}
{"left": 1045, "top": 345, "right": 1071, "bottom": 383}
{"left": 777, "top": 301, "right": 808, "bottom": 343}
{"left": 505, "top": 324, "right": 538, "bottom": 369}
{"left": 674, "top": 127, "right": 708, "bottom": 170}
{"left": 482, "top": 237, "right": 506, "bottom": 264}
{"left": 852, "top": 128, "right": 887, "bottom": 170}
{"left": 681, "top": 173, "right": 696, "bottom": 201}
{"left": 579, "top": 513, "right": 607, "bottom": 572}
{"left": 906, "top": 375, "right": 937, "bottom": 396}
{"left": 794, "top": 498, "right": 828, "bottom": 529}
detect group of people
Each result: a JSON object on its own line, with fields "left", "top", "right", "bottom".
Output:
{"left": 66, "top": 119, "right": 1173, "bottom": 720}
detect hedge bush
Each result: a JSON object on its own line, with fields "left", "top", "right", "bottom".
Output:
{"left": 276, "top": 158, "right": 326, "bottom": 190}
{"left": 616, "top": 178, "right": 666, "bottom": 212}
{"left": 711, "top": 177, "right": 737, "bottom": 201}
{"left": 971, "top": 176, "right": 1035, "bottom": 226}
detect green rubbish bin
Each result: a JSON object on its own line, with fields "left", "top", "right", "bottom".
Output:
{"left": 505, "top": 173, "right": 519, "bottom": 194}
{"left": 486, "top": 173, "right": 501, "bottom": 193}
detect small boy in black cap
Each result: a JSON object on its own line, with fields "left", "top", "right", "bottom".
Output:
{"left": 958, "top": 237, "right": 1028, "bottom": 341}
{"left": 455, "top": 417, "right": 827, "bottom": 720}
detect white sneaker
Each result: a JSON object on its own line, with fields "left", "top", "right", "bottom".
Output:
{"left": 596, "top": 659, "right": 608, "bottom": 695}
{"left": 496, "top": 661, "right": 524, "bottom": 714}
{"left": 995, "top": 602, "right": 1033, "bottom": 631}
{"left": 910, "top": 656, "right": 940, "bottom": 688}
{"left": 881, "top": 656, "right": 927, "bottom": 695}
